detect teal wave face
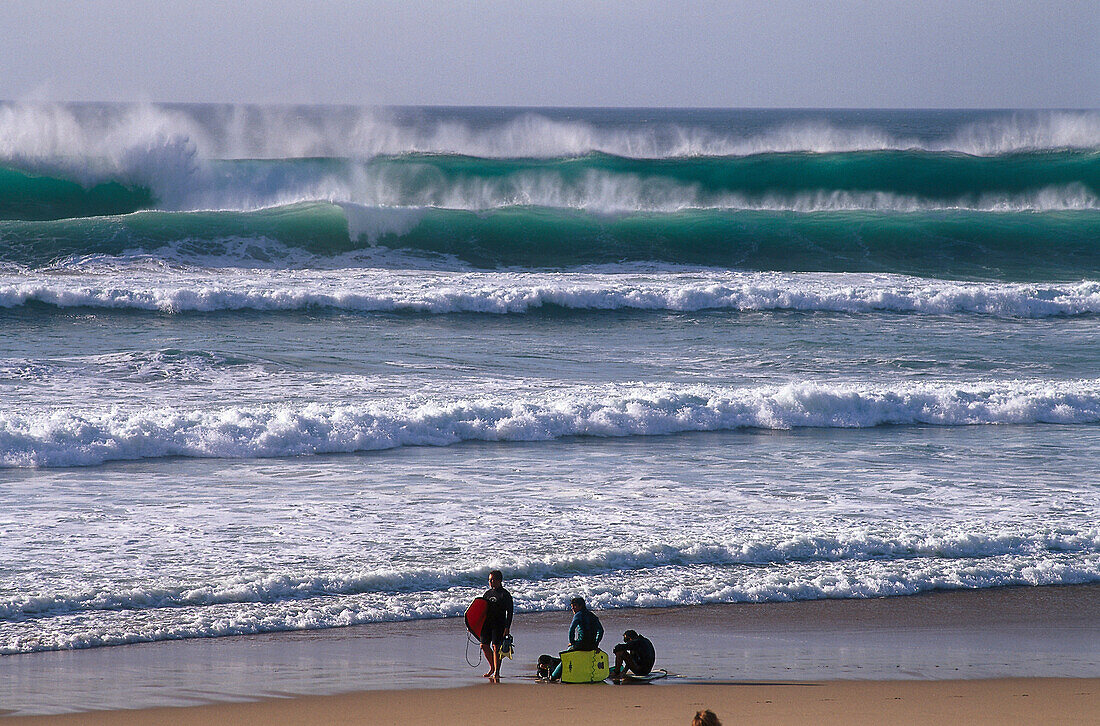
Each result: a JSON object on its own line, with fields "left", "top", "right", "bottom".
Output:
{"left": 197, "top": 151, "right": 1100, "bottom": 213}
{"left": 0, "top": 202, "right": 352, "bottom": 263}
{"left": 0, "top": 165, "right": 155, "bottom": 221}
{"left": 7, "top": 149, "right": 1099, "bottom": 224}
{"left": 366, "top": 150, "right": 1100, "bottom": 202}
{"left": 369, "top": 207, "right": 1100, "bottom": 279}
{"left": 4, "top": 202, "right": 1099, "bottom": 281}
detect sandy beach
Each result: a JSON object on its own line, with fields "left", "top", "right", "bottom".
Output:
{"left": 4, "top": 678, "right": 1099, "bottom": 726}
{"left": 2, "top": 584, "right": 1097, "bottom": 723}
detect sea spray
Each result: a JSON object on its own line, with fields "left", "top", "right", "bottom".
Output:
{"left": 3, "top": 104, "right": 1099, "bottom": 161}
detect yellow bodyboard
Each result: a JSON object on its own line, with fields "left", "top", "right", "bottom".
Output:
{"left": 559, "top": 648, "right": 610, "bottom": 683}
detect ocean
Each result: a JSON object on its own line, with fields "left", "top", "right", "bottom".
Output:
{"left": 1, "top": 104, "right": 1098, "bottom": 655}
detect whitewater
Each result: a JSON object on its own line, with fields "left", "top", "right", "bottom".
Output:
{"left": 5, "top": 378, "right": 1100, "bottom": 468}
{"left": 1, "top": 104, "right": 1098, "bottom": 655}
{"left": 2, "top": 267, "right": 1100, "bottom": 316}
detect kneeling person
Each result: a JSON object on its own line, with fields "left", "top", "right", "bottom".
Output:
{"left": 612, "top": 629, "right": 655, "bottom": 678}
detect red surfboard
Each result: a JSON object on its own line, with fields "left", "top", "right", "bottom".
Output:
{"left": 465, "top": 596, "right": 489, "bottom": 639}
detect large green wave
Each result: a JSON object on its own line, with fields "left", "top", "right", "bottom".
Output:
{"left": 376, "top": 206, "right": 1100, "bottom": 279}
{"left": 3, "top": 202, "right": 1098, "bottom": 281}
{"left": 365, "top": 149, "right": 1100, "bottom": 200}
{"left": 0, "top": 202, "right": 352, "bottom": 261}
{"left": 0, "top": 165, "right": 154, "bottom": 221}
{"left": 4, "top": 150, "right": 1099, "bottom": 223}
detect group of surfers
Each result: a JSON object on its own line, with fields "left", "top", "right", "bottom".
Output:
{"left": 478, "top": 570, "right": 656, "bottom": 682}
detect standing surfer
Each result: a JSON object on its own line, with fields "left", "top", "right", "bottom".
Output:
{"left": 480, "top": 570, "right": 514, "bottom": 679}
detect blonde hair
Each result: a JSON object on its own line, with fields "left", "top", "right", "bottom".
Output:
{"left": 692, "top": 710, "right": 722, "bottom": 726}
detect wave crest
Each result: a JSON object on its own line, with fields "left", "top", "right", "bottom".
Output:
{"left": 3, "top": 270, "right": 1099, "bottom": 317}
{"left": 3, "top": 103, "right": 1098, "bottom": 167}
{"left": 3, "top": 528, "right": 1098, "bottom": 653}
{"left": 5, "top": 528, "right": 1097, "bottom": 621}
{"left": 3, "top": 379, "right": 1100, "bottom": 467}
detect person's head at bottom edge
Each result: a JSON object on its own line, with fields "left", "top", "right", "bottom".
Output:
{"left": 692, "top": 710, "right": 722, "bottom": 726}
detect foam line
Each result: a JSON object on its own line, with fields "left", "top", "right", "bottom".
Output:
{"left": 2, "top": 271, "right": 1098, "bottom": 317}
{"left": 3, "top": 379, "right": 1100, "bottom": 467}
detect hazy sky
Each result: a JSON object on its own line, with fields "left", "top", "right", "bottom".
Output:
{"left": 3, "top": 1, "right": 1097, "bottom": 107}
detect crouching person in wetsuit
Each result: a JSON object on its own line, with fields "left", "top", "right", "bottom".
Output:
{"left": 549, "top": 596, "right": 604, "bottom": 681}
{"left": 611, "top": 629, "right": 655, "bottom": 679}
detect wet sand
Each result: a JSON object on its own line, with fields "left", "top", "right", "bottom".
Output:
{"left": 2, "top": 584, "right": 1098, "bottom": 723}
{"left": 4, "top": 679, "right": 1099, "bottom": 726}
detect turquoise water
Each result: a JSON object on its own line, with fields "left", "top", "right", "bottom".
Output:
{"left": 1, "top": 104, "right": 1098, "bottom": 653}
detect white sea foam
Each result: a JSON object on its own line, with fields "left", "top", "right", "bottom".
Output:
{"left": 2, "top": 533, "right": 1097, "bottom": 653}
{"left": 3, "top": 378, "right": 1099, "bottom": 467}
{"left": 0, "top": 349, "right": 255, "bottom": 385}
{"left": 4, "top": 528, "right": 1096, "bottom": 620}
{"left": 2, "top": 268, "right": 1098, "bottom": 317}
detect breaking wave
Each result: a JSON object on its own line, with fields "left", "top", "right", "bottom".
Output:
{"left": 4, "top": 379, "right": 1100, "bottom": 468}
{"left": 3, "top": 525, "right": 1097, "bottom": 652}
{"left": 3, "top": 103, "right": 1099, "bottom": 163}
{"left": 3, "top": 150, "right": 1099, "bottom": 220}
{"left": 3, "top": 203, "right": 1100, "bottom": 279}
{"left": 2, "top": 270, "right": 1098, "bottom": 317}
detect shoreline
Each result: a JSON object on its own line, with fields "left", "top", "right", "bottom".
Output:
{"left": 4, "top": 679, "right": 1098, "bottom": 726}
{"left": 1, "top": 583, "right": 1097, "bottom": 718}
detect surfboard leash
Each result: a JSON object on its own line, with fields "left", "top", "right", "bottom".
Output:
{"left": 465, "top": 631, "right": 484, "bottom": 667}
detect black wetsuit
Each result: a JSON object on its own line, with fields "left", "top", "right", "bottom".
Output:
{"left": 480, "top": 586, "right": 514, "bottom": 647}
{"left": 616, "top": 635, "right": 655, "bottom": 675}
